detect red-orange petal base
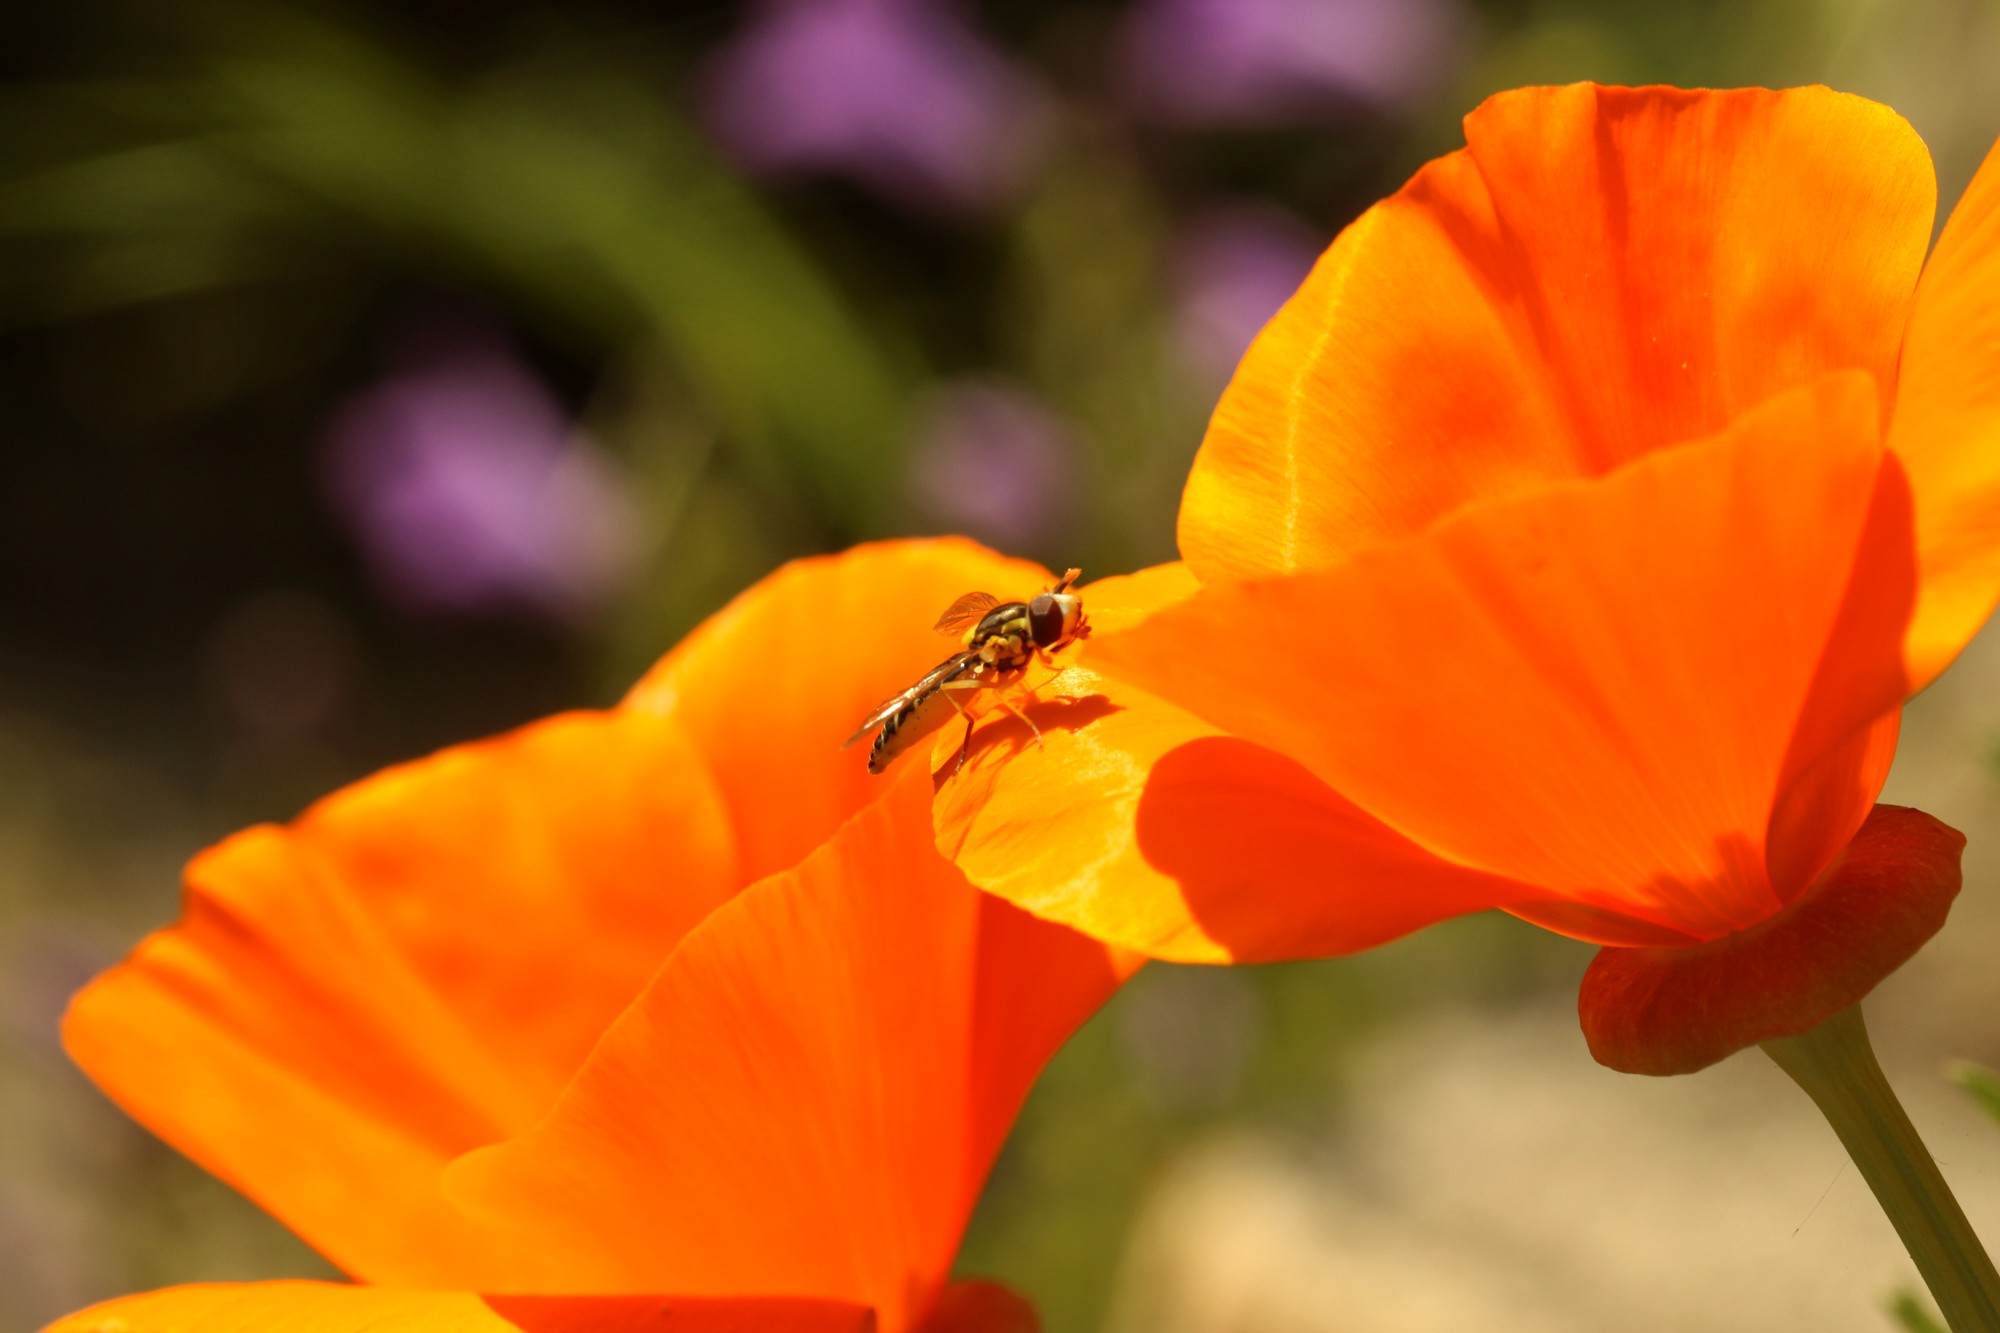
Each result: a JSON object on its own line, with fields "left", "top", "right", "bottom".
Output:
{"left": 1579, "top": 805, "right": 1963, "bottom": 1075}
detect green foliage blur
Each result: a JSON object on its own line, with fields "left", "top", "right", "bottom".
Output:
{"left": 4, "top": 1, "right": 2000, "bottom": 1330}
{"left": 1891, "top": 1288, "right": 1951, "bottom": 1333}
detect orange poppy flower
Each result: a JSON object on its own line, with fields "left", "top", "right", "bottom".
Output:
{"left": 48, "top": 540, "right": 1137, "bottom": 1333}
{"left": 935, "top": 84, "right": 2000, "bottom": 1074}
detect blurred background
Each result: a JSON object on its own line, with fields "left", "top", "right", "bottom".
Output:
{"left": 6, "top": 1, "right": 2000, "bottom": 1329}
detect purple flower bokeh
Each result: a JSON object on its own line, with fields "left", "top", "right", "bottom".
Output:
{"left": 703, "top": 0, "right": 1048, "bottom": 213}
{"left": 1120, "top": 0, "right": 1464, "bottom": 126}
{"left": 321, "top": 326, "right": 644, "bottom": 624}
{"left": 1171, "top": 204, "right": 1323, "bottom": 390}
{"left": 908, "top": 379, "right": 1076, "bottom": 547}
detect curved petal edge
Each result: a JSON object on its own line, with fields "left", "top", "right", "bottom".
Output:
{"left": 1578, "top": 804, "right": 1962, "bottom": 1076}
{"left": 1888, "top": 127, "right": 2000, "bottom": 688}
{"left": 1182, "top": 82, "right": 1933, "bottom": 582}
{"left": 41, "top": 1282, "right": 876, "bottom": 1333}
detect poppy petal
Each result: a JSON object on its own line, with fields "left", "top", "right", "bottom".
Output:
{"left": 623, "top": 538, "right": 1051, "bottom": 883}
{"left": 1763, "top": 444, "right": 1916, "bottom": 900}
{"left": 1182, "top": 83, "right": 1934, "bottom": 583}
{"left": 923, "top": 1282, "right": 1039, "bottom": 1333}
{"left": 445, "top": 767, "right": 1126, "bottom": 1331}
{"left": 932, "top": 659, "right": 1546, "bottom": 962}
{"left": 62, "top": 711, "right": 739, "bottom": 1290}
{"left": 43, "top": 1283, "right": 873, "bottom": 1333}
{"left": 1099, "top": 373, "right": 1901, "bottom": 943}
{"left": 1579, "top": 804, "right": 1963, "bottom": 1075}
{"left": 1073, "top": 561, "right": 1200, "bottom": 635}
{"left": 1888, "top": 131, "right": 2000, "bottom": 687}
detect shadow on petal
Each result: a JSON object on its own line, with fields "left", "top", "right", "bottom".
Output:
{"left": 1766, "top": 452, "right": 1916, "bottom": 900}
{"left": 1128, "top": 736, "right": 1534, "bottom": 961}
{"left": 937, "top": 690, "right": 1125, "bottom": 782}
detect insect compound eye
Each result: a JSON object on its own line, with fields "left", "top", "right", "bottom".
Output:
{"left": 1028, "top": 593, "right": 1067, "bottom": 647}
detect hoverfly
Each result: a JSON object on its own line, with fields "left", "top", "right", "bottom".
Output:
{"left": 844, "top": 568, "right": 1090, "bottom": 775}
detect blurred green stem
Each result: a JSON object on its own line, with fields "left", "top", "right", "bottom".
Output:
{"left": 1763, "top": 1007, "right": 2000, "bottom": 1333}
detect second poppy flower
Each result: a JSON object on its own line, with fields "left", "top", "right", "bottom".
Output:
{"left": 934, "top": 83, "right": 2000, "bottom": 1072}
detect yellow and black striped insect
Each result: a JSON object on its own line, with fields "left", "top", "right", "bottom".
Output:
{"left": 844, "top": 568, "right": 1090, "bottom": 775}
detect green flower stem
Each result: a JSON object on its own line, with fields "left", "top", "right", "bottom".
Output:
{"left": 1762, "top": 1006, "right": 2000, "bottom": 1333}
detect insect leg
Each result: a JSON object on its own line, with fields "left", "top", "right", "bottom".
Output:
{"left": 954, "top": 716, "right": 974, "bottom": 774}
{"left": 938, "top": 678, "right": 984, "bottom": 776}
{"left": 1032, "top": 645, "right": 1075, "bottom": 672}
{"left": 989, "top": 693, "right": 1045, "bottom": 750}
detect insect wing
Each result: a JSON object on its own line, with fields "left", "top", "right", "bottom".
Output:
{"left": 842, "top": 651, "right": 980, "bottom": 748}
{"left": 843, "top": 688, "right": 918, "bottom": 749}
{"left": 933, "top": 590, "right": 1001, "bottom": 636}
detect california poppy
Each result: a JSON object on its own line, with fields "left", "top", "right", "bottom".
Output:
{"left": 934, "top": 83, "right": 2000, "bottom": 1075}
{"left": 48, "top": 540, "right": 1134, "bottom": 1333}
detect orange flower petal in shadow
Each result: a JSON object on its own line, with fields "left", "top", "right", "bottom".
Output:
{"left": 1889, "top": 132, "right": 2000, "bottom": 686}
{"left": 1091, "top": 373, "right": 1913, "bottom": 948}
{"left": 1579, "top": 805, "right": 1963, "bottom": 1075}
{"left": 61, "top": 710, "right": 740, "bottom": 1290}
{"left": 623, "top": 538, "right": 1049, "bottom": 883}
{"left": 444, "top": 766, "right": 1129, "bottom": 1332}
{"left": 919, "top": 1282, "right": 1039, "bottom": 1333}
{"left": 43, "top": 1283, "right": 874, "bottom": 1333}
{"left": 1182, "top": 84, "right": 1934, "bottom": 583}
{"left": 934, "top": 659, "right": 1550, "bottom": 962}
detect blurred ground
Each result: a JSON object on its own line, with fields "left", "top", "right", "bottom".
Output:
{"left": 1104, "top": 1001, "right": 2000, "bottom": 1333}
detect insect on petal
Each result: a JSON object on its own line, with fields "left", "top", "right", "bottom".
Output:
{"left": 934, "top": 564, "right": 1554, "bottom": 962}
{"left": 1096, "top": 373, "right": 1907, "bottom": 945}
{"left": 624, "top": 538, "right": 1048, "bottom": 882}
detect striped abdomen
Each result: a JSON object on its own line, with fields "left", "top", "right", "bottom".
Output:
{"left": 869, "top": 656, "right": 984, "bottom": 774}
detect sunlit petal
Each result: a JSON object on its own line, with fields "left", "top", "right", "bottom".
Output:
{"left": 446, "top": 768, "right": 1127, "bottom": 1329}
{"left": 44, "top": 1283, "right": 872, "bottom": 1333}
{"left": 935, "top": 661, "right": 1552, "bottom": 961}
{"left": 1889, "top": 132, "right": 2000, "bottom": 685}
{"left": 1103, "top": 374, "right": 1905, "bottom": 941}
{"left": 62, "top": 711, "right": 737, "bottom": 1288}
{"left": 1182, "top": 84, "right": 1934, "bottom": 582}
{"left": 624, "top": 538, "right": 1050, "bottom": 882}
